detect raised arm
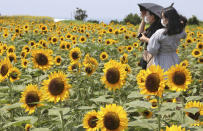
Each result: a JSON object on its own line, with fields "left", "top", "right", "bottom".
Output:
{"left": 138, "top": 11, "right": 146, "bottom": 34}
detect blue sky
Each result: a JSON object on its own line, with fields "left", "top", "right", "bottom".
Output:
{"left": 0, "top": 0, "right": 202, "bottom": 22}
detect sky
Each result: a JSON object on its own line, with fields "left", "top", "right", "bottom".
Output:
{"left": 0, "top": 0, "right": 202, "bottom": 22}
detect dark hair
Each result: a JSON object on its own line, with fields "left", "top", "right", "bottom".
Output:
{"left": 143, "top": 12, "right": 163, "bottom": 47}
{"left": 145, "top": 12, "right": 163, "bottom": 38}
{"left": 162, "top": 7, "right": 187, "bottom": 35}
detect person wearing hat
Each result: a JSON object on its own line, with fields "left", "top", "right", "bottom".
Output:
{"left": 137, "top": 3, "right": 164, "bottom": 69}
{"left": 139, "top": 5, "right": 187, "bottom": 71}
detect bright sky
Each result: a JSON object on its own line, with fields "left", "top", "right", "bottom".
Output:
{"left": 0, "top": 0, "right": 202, "bottom": 22}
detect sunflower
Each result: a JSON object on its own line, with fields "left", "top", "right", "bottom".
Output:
{"left": 65, "top": 33, "right": 72, "bottom": 39}
{"left": 142, "top": 110, "right": 152, "bottom": 119}
{"left": 101, "top": 60, "right": 127, "bottom": 90}
{"left": 21, "top": 59, "right": 28, "bottom": 68}
{"left": 28, "top": 40, "right": 36, "bottom": 47}
{"left": 20, "top": 51, "right": 27, "bottom": 59}
{"left": 186, "top": 37, "right": 193, "bottom": 44}
{"left": 185, "top": 101, "right": 203, "bottom": 121}
{"left": 192, "top": 48, "right": 202, "bottom": 58}
{"left": 165, "top": 125, "right": 186, "bottom": 131}
{"left": 108, "top": 27, "right": 113, "bottom": 33}
{"left": 7, "top": 45, "right": 15, "bottom": 54}
{"left": 105, "top": 39, "right": 112, "bottom": 45}
{"left": 25, "top": 124, "right": 32, "bottom": 131}
{"left": 124, "top": 34, "right": 130, "bottom": 40}
{"left": 84, "top": 64, "right": 95, "bottom": 76}
{"left": 31, "top": 49, "right": 53, "bottom": 70}
{"left": 123, "top": 64, "right": 131, "bottom": 74}
{"left": 120, "top": 53, "right": 128, "bottom": 64}
{"left": 23, "top": 45, "right": 30, "bottom": 53}
{"left": 137, "top": 65, "right": 166, "bottom": 97}
{"left": 66, "top": 42, "right": 72, "bottom": 50}
{"left": 20, "top": 84, "right": 44, "bottom": 114}
{"left": 55, "top": 56, "right": 62, "bottom": 66}
{"left": 83, "top": 110, "right": 99, "bottom": 131}
{"left": 68, "top": 61, "right": 81, "bottom": 73}
{"left": 60, "top": 41, "right": 67, "bottom": 50}
{"left": 97, "top": 104, "right": 128, "bottom": 131}
{"left": 9, "top": 67, "right": 21, "bottom": 82}
{"left": 149, "top": 99, "right": 158, "bottom": 109}
{"left": 114, "top": 29, "right": 120, "bottom": 35}
{"left": 197, "top": 57, "right": 203, "bottom": 63}
{"left": 69, "top": 47, "right": 81, "bottom": 62}
{"left": 0, "top": 47, "right": 4, "bottom": 56}
{"left": 3, "top": 32, "right": 9, "bottom": 38}
{"left": 83, "top": 54, "right": 98, "bottom": 68}
{"left": 180, "top": 60, "right": 189, "bottom": 67}
{"left": 196, "top": 42, "right": 203, "bottom": 50}
{"left": 7, "top": 53, "right": 17, "bottom": 63}
{"left": 51, "top": 36, "right": 58, "bottom": 44}
{"left": 79, "top": 36, "right": 87, "bottom": 43}
{"left": 41, "top": 71, "right": 71, "bottom": 103}
{"left": 136, "top": 70, "right": 146, "bottom": 86}
{"left": 166, "top": 64, "right": 191, "bottom": 91}
{"left": 0, "top": 58, "right": 13, "bottom": 82}
{"left": 100, "top": 52, "right": 108, "bottom": 61}
{"left": 126, "top": 45, "right": 133, "bottom": 52}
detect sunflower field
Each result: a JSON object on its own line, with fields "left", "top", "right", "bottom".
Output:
{"left": 0, "top": 16, "right": 202, "bottom": 131}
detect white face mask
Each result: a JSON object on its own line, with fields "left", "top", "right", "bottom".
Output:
{"left": 161, "top": 19, "right": 167, "bottom": 27}
{"left": 144, "top": 16, "right": 150, "bottom": 23}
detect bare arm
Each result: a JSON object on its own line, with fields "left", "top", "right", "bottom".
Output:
{"left": 138, "top": 19, "right": 146, "bottom": 34}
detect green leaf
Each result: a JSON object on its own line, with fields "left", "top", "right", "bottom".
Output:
{"left": 128, "top": 119, "right": 157, "bottom": 129}
{"left": 186, "top": 96, "right": 202, "bottom": 101}
{"left": 15, "top": 116, "right": 38, "bottom": 124}
{"left": 31, "top": 128, "right": 50, "bottom": 131}
{"left": 78, "top": 106, "right": 96, "bottom": 110}
{"left": 182, "top": 108, "right": 199, "bottom": 114}
{"left": 0, "top": 103, "right": 22, "bottom": 111}
{"left": 48, "top": 107, "right": 70, "bottom": 116}
{"left": 127, "top": 91, "right": 143, "bottom": 99}
{"left": 126, "top": 100, "right": 151, "bottom": 108}
{"left": 90, "top": 95, "right": 113, "bottom": 103}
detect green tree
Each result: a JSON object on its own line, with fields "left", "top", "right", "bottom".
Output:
{"left": 188, "top": 15, "right": 199, "bottom": 25}
{"left": 123, "top": 13, "right": 141, "bottom": 25}
{"left": 74, "top": 7, "right": 88, "bottom": 21}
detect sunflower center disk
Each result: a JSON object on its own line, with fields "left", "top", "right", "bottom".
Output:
{"left": 88, "top": 116, "right": 98, "bottom": 128}
{"left": 187, "top": 112, "right": 200, "bottom": 120}
{"left": 48, "top": 78, "right": 65, "bottom": 96}
{"left": 9, "top": 56, "right": 14, "bottom": 62}
{"left": 36, "top": 53, "right": 48, "bottom": 66}
{"left": 0, "top": 64, "right": 9, "bottom": 76}
{"left": 172, "top": 71, "right": 186, "bottom": 85}
{"left": 57, "top": 58, "right": 61, "bottom": 63}
{"left": 106, "top": 68, "right": 120, "bottom": 84}
{"left": 194, "top": 51, "right": 200, "bottom": 55}
{"left": 143, "top": 110, "right": 150, "bottom": 116}
{"left": 85, "top": 67, "right": 92, "bottom": 74}
{"left": 25, "top": 91, "right": 40, "bottom": 107}
{"left": 72, "top": 52, "right": 79, "bottom": 60}
{"left": 145, "top": 73, "right": 160, "bottom": 92}
{"left": 104, "top": 112, "right": 120, "bottom": 130}
{"left": 11, "top": 72, "right": 18, "bottom": 79}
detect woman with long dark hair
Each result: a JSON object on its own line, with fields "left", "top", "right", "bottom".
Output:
{"left": 137, "top": 3, "right": 164, "bottom": 69}
{"left": 140, "top": 6, "right": 187, "bottom": 71}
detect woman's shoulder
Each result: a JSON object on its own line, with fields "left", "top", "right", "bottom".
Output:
{"left": 155, "top": 28, "right": 166, "bottom": 34}
{"left": 151, "top": 28, "right": 165, "bottom": 38}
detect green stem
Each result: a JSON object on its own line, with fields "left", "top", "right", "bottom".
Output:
{"left": 8, "top": 80, "right": 14, "bottom": 121}
{"left": 60, "top": 101, "right": 65, "bottom": 131}
{"left": 157, "top": 96, "right": 161, "bottom": 131}
{"left": 181, "top": 93, "right": 185, "bottom": 124}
